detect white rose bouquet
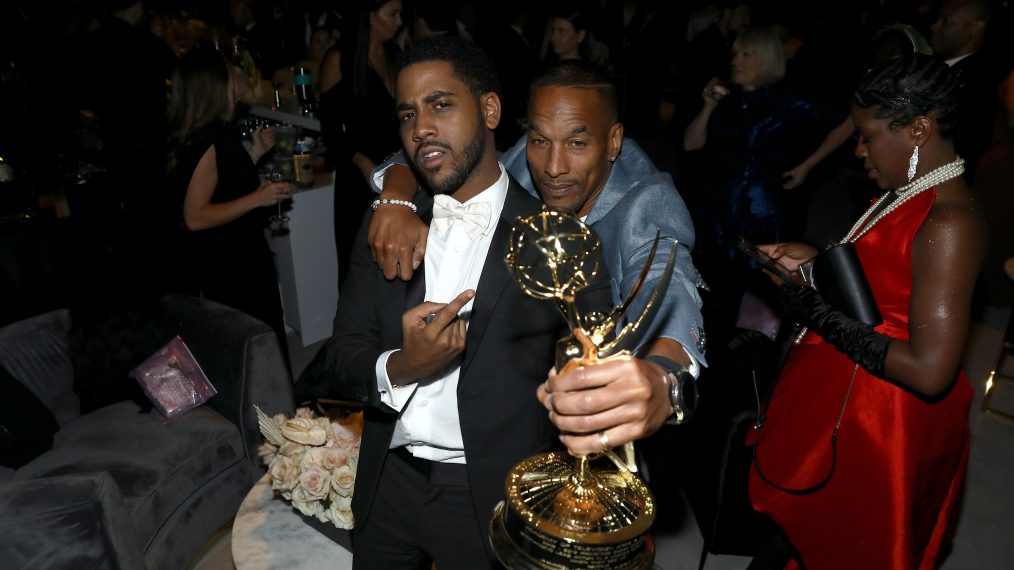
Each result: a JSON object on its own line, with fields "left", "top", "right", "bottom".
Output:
{"left": 255, "top": 404, "right": 362, "bottom": 529}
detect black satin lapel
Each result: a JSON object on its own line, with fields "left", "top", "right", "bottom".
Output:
{"left": 459, "top": 217, "right": 512, "bottom": 379}
{"left": 458, "top": 181, "right": 533, "bottom": 378}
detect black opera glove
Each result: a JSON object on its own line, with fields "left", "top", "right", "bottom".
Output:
{"left": 780, "top": 283, "right": 891, "bottom": 379}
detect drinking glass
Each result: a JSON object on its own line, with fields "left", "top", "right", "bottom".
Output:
{"left": 268, "top": 172, "right": 291, "bottom": 235}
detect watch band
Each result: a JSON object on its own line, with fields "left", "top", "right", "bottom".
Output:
{"left": 644, "top": 355, "right": 698, "bottom": 424}
{"left": 643, "top": 355, "right": 682, "bottom": 375}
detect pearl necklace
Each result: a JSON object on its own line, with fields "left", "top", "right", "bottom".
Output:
{"left": 793, "top": 156, "right": 964, "bottom": 345}
{"left": 842, "top": 157, "right": 965, "bottom": 243}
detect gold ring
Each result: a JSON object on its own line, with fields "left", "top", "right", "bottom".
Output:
{"left": 598, "top": 431, "right": 610, "bottom": 451}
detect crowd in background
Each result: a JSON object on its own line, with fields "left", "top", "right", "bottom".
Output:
{"left": 1, "top": 0, "right": 1011, "bottom": 326}
{"left": 0, "top": 1, "right": 1012, "bottom": 566}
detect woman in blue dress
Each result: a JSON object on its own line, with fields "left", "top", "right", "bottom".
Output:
{"left": 683, "top": 26, "right": 841, "bottom": 311}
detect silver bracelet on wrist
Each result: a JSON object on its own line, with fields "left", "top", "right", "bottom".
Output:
{"left": 371, "top": 199, "right": 417, "bottom": 213}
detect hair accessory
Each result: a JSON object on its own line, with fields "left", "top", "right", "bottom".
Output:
{"left": 907, "top": 144, "right": 919, "bottom": 182}
{"left": 370, "top": 199, "right": 418, "bottom": 213}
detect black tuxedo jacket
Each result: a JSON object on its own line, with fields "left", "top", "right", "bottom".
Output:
{"left": 317, "top": 176, "right": 611, "bottom": 538}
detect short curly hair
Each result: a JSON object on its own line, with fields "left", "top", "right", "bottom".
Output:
{"left": 853, "top": 53, "right": 962, "bottom": 139}
{"left": 395, "top": 37, "right": 501, "bottom": 100}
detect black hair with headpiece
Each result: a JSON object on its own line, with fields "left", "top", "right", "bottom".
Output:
{"left": 853, "top": 53, "right": 962, "bottom": 139}
{"left": 395, "top": 36, "right": 501, "bottom": 99}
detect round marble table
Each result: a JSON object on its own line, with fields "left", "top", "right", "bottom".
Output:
{"left": 232, "top": 473, "right": 354, "bottom": 569}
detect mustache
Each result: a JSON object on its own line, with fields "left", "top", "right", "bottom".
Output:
{"left": 413, "top": 141, "right": 453, "bottom": 164}
{"left": 537, "top": 177, "right": 580, "bottom": 187}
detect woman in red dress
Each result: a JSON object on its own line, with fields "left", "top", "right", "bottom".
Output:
{"left": 749, "top": 54, "right": 986, "bottom": 569}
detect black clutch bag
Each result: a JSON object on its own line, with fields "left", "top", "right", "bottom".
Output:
{"left": 808, "top": 243, "right": 882, "bottom": 326}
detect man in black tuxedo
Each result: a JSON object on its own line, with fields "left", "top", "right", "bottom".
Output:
{"left": 315, "top": 37, "right": 609, "bottom": 570}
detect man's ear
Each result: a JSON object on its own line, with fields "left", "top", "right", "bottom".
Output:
{"left": 482, "top": 92, "right": 502, "bottom": 130}
{"left": 608, "top": 122, "right": 624, "bottom": 161}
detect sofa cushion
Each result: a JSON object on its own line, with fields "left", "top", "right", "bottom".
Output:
{"left": 0, "top": 309, "right": 79, "bottom": 426}
{"left": 0, "top": 363, "right": 59, "bottom": 468}
{"left": 0, "top": 473, "right": 146, "bottom": 570}
{"left": 13, "top": 401, "right": 245, "bottom": 544}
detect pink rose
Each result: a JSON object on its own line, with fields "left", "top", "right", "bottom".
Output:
{"left": 290, "top": 487, "right": 324, "bottom": 518}
{"left": 331, "top": 464, "right": 356, "bottom": 497}
{"left": 331, "top": 413, "right": 363, "bottom": 446}
{"left": 328, "top": 495, "right": 355, "bottom": 529}
{"left": 321, "top": 447, "right": 348, "bottom": 471}
{"left": 268, "top": 455, "right": 298, "bottom": 491}
{"left": 299, "top": 465, "right": 331, "bottom": 500}
{"left": 300, "top": 447, "right": 326, "bottom": 469}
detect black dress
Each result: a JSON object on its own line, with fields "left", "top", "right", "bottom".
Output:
{"left": 173, "top": 122, "right": 287, "bottom": 349}
{"left": 323, "top": 52, "right": 401, "bottom": 284}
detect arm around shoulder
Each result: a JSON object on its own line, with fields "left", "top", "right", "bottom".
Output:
{"left": 368, "top": 160, "right": 427, "bottom": 280}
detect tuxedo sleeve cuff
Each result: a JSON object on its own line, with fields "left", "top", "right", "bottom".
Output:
{"left": 376, "top": 350, "right": 416, "bottom": 410}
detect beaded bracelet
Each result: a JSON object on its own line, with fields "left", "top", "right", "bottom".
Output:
{"left": 370, "top": 199, "right": 418, "bottom": 213}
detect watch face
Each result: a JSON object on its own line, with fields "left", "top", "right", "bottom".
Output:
{"left": 681, "top": 373, "right": 698, "bottom": 414}
{"left": 670, "top": 371, "right": 698, "bottom": 423}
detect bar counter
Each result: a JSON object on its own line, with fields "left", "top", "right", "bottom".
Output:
{"left": 267, "top": 171, "right": 337, "bottom": 347}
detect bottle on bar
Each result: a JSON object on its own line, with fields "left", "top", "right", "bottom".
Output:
{"left": 293, "top": 66, "right": 316, "bottom": 117}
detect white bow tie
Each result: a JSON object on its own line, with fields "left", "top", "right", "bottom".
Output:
{"left": 432, "top": 195, "right": 492, "bottom": 240}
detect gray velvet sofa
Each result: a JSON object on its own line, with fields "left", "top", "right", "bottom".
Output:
{"left": 0, "top": 294, "right": 295, "bottom": 569}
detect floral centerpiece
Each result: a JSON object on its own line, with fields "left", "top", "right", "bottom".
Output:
{"left": 254, "top": 404, "right": 362, "bottom": 529}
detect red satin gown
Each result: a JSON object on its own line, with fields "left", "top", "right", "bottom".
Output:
{"left": 748, "top": 189, "right": 972, "bottom": 569}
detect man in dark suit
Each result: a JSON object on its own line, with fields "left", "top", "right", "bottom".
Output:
{"left": 930, "top": 0, "right": 1004, "bottom": 174}
{"left": 315, "top": 37, "right": 609, "bottom": 570}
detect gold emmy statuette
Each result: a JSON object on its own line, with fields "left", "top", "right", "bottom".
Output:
{"left": 490, "top": 208, "right": 680, "bottom": 570}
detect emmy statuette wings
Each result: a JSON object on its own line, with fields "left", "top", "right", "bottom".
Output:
{"left": 491, "top": 207, "right": 679, "bottom": 570}
{"left": 504, "top": 208, "right": 679, "bottom": 373}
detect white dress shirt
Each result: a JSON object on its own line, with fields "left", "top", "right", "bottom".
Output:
{"left": 374, "top": 164, "right": 510, "bottom": 463}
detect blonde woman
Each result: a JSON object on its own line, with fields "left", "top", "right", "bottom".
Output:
{"left": 683, "top": 27, "right": 842, "bottom": 310}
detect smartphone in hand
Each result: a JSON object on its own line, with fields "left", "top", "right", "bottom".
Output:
{"left": 737, "top": 239, "right": 796, "bottom": 283}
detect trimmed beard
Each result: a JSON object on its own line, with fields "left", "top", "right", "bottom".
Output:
{"left": 412, "top": 116, "right": 486, "bottom": 196}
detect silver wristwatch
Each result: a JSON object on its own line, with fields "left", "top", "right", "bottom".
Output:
{"left": 644, "top": 355, "right": 699, "bottom": 424}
